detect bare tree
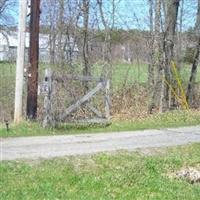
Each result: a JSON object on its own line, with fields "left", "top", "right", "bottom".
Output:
{"left": 45, "top": 0, "right": 57, "bottom": 65}
{"left": 82, "top": 0, "right": 90, "bottom": 92}
{"left": 41, "top": 0, "right": 82, "bottom": 67}
{"left": 0, "top": 0, "right": 8, "bottom": 15}
{"left": 57, "top": 0, "right": 65, "bottom": 67}
{"left": 0, "top": 0, "right": 16, "bottom": 27}
{"left": 97, "top": 0, "right": 113, "bottom": 79}
{"left": 147, "top": 0, "right": 155, "bottom": 90}
{"left": 149, "top": 0, "right": 180, "bottom": 112}
{"left": 186, "top": 0, "right": 200, "bottom": 105}
{"left": 176, "top": 0, "right": 184, "bottom": 70}
{"left": 149, "top": 0, "right": 163, "bottom": 113}
{"left": 162, "top": 0, "right": 180, "bottom": 110}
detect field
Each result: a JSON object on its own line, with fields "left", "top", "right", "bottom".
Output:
{"left": 1, "top": 143, "right": 200, "bottom": 200}
{"left": 1, "top": 61, "right": 200, "bottom": 95}
{"left": 0, "top": 61, "right": 200, "bottom": 96}
{"left": 94, "top": 62, "right": 200, "bottom": 90}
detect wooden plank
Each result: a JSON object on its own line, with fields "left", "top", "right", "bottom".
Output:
{"left": 85, "top": 104, "right": 103, "bottom": 118}
{"left": 68, "top": 118, "right": 110, "bottom": 124}
{"left": 53, "top": 74, "right": 104, "bottom": 82}
{"left": 60, "top": 82, "right": 103, "bottom": 120}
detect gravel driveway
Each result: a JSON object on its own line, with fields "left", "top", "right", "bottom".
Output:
{"left": 1, "top": 126, "right": 200, "bottom": 161}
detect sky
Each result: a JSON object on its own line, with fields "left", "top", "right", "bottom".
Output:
{"left": 116, "top": 0, "right": 197, "bottom": 30}
{"left": 1, "top": 0, "right": 198, "bottom": 31}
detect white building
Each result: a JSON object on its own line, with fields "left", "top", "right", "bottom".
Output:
{"left": 0, "top": 31, "right": 79, "bottom": 63}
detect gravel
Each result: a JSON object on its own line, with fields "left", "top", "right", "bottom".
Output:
{"left": 1, "top": 126, "right": 200, "bottom": 161}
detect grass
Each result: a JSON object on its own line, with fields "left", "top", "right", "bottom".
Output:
{"left": 110, "top": 62, "right": 200, "bottom": 90}
{"left": 1, "top": 143, "right": 200, "bottom": 200}
{"left": 0, "top": 110, "right": 200, "bottom": 137}
{"left": 0, "top": 61, "right": 199, "bottom": 92}
{"left": 0, "top": 62, "right": 199, "bottom": 95}
{"left": 180, "top": 63, "right": 200, "bottom": 83}
{"left": 93, "top": 62, "right": 148, "bottom": 90}
{"left": 0, "top": 62, "right": 15, "bottom": 104}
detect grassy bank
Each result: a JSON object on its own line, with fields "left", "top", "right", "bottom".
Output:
{"left": 1, "top": 143, "right": 200, "bottom": 199}
{"left": 0, "top": 110, "right": 200, "bottom": 137}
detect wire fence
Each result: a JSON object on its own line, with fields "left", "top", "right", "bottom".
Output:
{"left": 0, "top": 57, "right": 200, "bottom": 123}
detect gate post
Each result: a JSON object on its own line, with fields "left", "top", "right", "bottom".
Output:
{"left": 43, "top": 69, "right": 54, "bottom": 127}
{"left": 105, "top": 79, "right": 111, "bottom": 120}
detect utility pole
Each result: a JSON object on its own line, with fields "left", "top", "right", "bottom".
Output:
{"left": 27, "top": 0, "right": 41, "bottom": 119}
{"left": 14, "top": 0, "right": 27, "bottom": 123}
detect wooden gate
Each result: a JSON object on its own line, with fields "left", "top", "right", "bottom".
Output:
{"left": 42, "top": 69, "right": 110, "bottom": 127}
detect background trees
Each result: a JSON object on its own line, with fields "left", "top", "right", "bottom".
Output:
{"left": 0, "top": 0, "right": 17, "bottom": 27}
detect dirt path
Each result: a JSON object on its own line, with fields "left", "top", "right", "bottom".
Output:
{"left": 1, "top": 126, "right": 200, "bottom": 161}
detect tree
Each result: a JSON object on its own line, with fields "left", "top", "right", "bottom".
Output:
{"left": 149, "top": 0, "right": 180, "bottom": 112}
{"left": 57, "top": 0, "right": 65, "bottom": 67}
{"left": 82, "top": 0, "right": 90, "bottom": 92}
{"left": 0, "top": 0, "right": 8, "bottom": 15}
{"left": 41, "top": 0, "right": 58, "bottom": 65}
{"left": 147, "top": 0, "right": 155, "bottom": 93}
{"left": 162, "top": 0, "right": 180, "bottom": 110}
{"left": 97, "top": 0, "right": 113, "bottom": 79}
{"left": 0, "top": 0, "right": 16, "bottom": 27}
{"left": 186, "top": 0, "right": 200, "bottom": 105}
{"left": 149, "top": 0, "right": 163, "bottom": 113}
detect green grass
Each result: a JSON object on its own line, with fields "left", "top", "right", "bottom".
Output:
{"left": 1, "top": 61, "right": 199, "bottom": 95}
{"left": 0, "top": 110, "right": 200, "bottom": 137}
{"left": 88, "top": 62, "right": 200, "bottom": 90}
{"left": 180, "top": 63, "right": 200, "bottom": 83}
{"left": 0, "top": 62, "right": 15, "bottom": 104}
{"left": 1, "top": 143, "right": 200, "bottom": 200}
{"left": 0, "top": 61, "right": 199, "bottom": 94}
{"left": 93, "top": 62, "right": 148, "bottom": 89}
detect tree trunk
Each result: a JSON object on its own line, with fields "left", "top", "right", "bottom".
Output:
{"left": 176, "top": 0, "right": 184, "bottom": 70}
{"left": 57, "top": 0, "right": 65, "bottom": 67}
{"left": 49, "top": 1, "right": 56, "bottom": 65}
{"left": 148, "top": 0, "right": 155, "bottom": 90}
{"left": 82, "top": 0, "right": 90, "bottom": 92}
{"left": 97, "top": 0, "right": 112, "bottom": 80}
{"left": 149, "top": 0, "right": 163, "bottom": 113}
{"left": 162, "top": 0, "right": 180, "bottom": 110}
{"left": 186, "top": 0, "right": 200, "bottom": 105}
{"left": 150, "top": 0, "right": 180, "bottom": 113}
